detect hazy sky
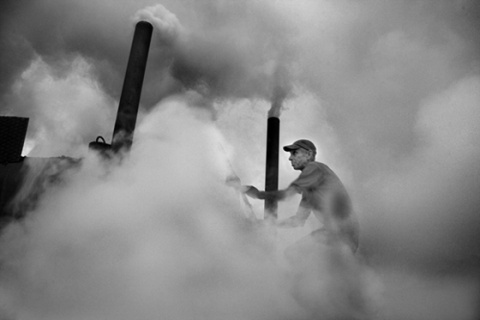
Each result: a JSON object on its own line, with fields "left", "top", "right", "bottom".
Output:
{"left": 1, "top": 0, "right": 480, "bottom": 319}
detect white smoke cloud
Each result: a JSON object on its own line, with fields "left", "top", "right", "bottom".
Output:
{"left": 364, "top": 75, "right": 480, "bottom": 261}
{"left": 133, "top": 4, "right": 184, "bottom": 45}
{"left": 1, "top": 0, "right": 480, "bottom": 319}
{"left": 5, "top": 55, "right": 115, "bottom": 158}
{"left": 0, "top": 100, "right": 376, "bottom": 320}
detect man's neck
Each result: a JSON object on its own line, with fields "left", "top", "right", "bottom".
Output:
{"left": 299, "top": 160, "right": 314, "bottom": 171}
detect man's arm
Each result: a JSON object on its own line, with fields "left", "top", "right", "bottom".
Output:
{"left": 243, "top": 185, "right": 298, "bottom": 201}
{"left": 241, "top": 184, "right": 311, "bottom": 228}
{"left": 276, "top": 205, "right": 311, "bottom": 228}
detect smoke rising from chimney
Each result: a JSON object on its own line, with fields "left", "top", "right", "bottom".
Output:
{"left": 133, "top": 4, "right": 184, "bottom": 46}
{"left": 268, "top": 65, "right": 292, "bottom": 118}
{"left": 1, "top": 0, "right": 480, "bottom": 318}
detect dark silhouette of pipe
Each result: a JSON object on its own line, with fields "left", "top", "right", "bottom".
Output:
{"left": 264, "top": 116, "right": 280, "bottom": 220}
{"left": 112, "top": 21, "right": 153, "bottom": 152}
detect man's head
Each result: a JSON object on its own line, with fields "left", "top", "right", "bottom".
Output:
{"left": 283, "top": 139, "right": 316, "bottom": 170}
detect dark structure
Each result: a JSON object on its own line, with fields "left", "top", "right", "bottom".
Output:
{"left": 0, "top": 117, "right": 81, "bottom": 225}
{"left": 90, "top": 20, "right": 153, "bottom": 154}
{"left": 112, "top": 21, "right": 153, "bottom": 152}
{"left": 1, "top": 22, "right": 153, "bottom": 225}
{"left": 0, "top": 161, "right": 25, "bottom": 225}
{"left": 0, "top": 117, "right": 29, "bottom": 224}
{"left": 264, "top": 116, "right": 280, "bottom": 219}
{"left": 0, "top": 117, "right": 29, "bottom": 164}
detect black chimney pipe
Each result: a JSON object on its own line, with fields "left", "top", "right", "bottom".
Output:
{"left": 264, "top": 116, "right": 280, "bottom": 220}
{"left": 111, "top": 21, "right": 153, "bottom": 152}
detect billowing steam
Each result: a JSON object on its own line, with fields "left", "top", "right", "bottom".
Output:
{"left": 136, "top": 3, "right": 297, "bottom": 108}
{"left": 1, "top": 0, "right": 480, "bottom": 319}
{"left": 0, "top": 99, "right": 377, "bottom": 320}
{"left": 268, "top": 65, "right": 292, "bottom": 118}
{"left": 133, "top": 4, "right": 184, "bottom": 45}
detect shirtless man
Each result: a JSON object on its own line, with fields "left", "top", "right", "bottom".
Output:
{"left": 243, "top": 139, "right": 359, "bottom": 253}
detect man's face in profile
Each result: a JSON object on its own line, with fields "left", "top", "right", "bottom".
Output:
{"left": 288, "top": 148, "right": 311, "bottom": 170}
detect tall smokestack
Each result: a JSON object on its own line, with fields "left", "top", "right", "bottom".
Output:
{"left": 264, "top": 115, "right": 280, "bottom": 220}
{"left": 264, "top": 74, "right": 287, "bottom": 220}
{"left": 112, "top": 21, "right": 153, "bottom": 152}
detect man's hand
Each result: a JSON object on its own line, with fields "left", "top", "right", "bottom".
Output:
{"left": 243, "top": 185, "right": 260, "bottom": 198}
{"left": 225, "top": 177, "right": 260, "bottom": 198}
{"left": 226, "top": 178, "right": 262, "bottom": 199}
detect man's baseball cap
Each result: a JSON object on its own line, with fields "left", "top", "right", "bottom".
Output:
{"left": 283, "top": 139, "right": 316, "bottom": 152}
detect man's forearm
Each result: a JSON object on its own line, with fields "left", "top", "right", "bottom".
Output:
{"left": 244, "top": 186, "right": 293, "bottom": 201}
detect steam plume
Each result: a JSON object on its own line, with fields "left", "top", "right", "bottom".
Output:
{"left": 0, "top": 99, "right": 376, "bottom": 319}
{"left": 0, "top": 0, "right": 480, "bottom": 319}
{"left": 133, "top": 4, "right": 184, "bottom": 45}
{"left": 268, "top": 65, "right": 292, "bottom": 118}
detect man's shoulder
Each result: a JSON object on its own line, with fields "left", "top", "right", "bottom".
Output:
{"left": 304, "top": 161, "right": 328, "bottom": 172}
{"left": 297, "top": 161, "right": 327, "bottom": 179}
{"left": 301, "top": 161, "right": 336, "bottom": 181}
{"left": 310, "top": 161, "right": 325, "bottom": 167}
{"left": 291, "top": 162, "right": 328, "bottom": 190}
